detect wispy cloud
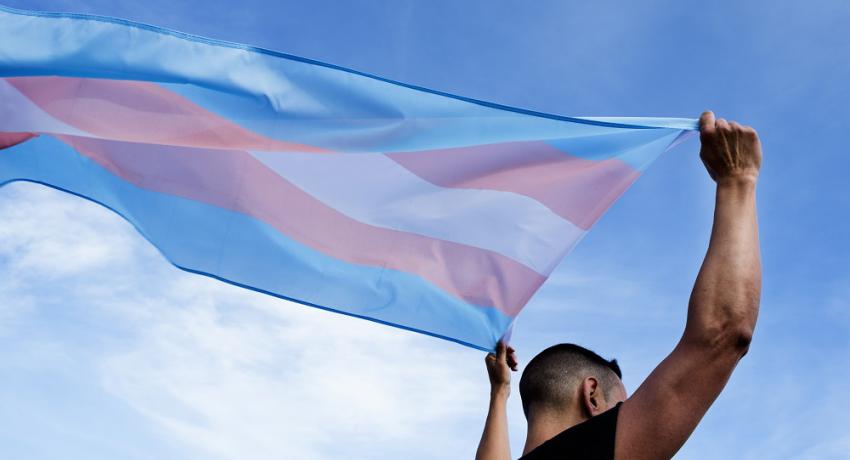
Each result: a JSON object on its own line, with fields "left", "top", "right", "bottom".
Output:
{"left": 99, "top": 278, "right": 486, "bottom": 460}
{"left": 0, "top": 182, "right": 491, "bottom": 459}
{"left": 3, "top": 175, "right": 848, "bottom": 460}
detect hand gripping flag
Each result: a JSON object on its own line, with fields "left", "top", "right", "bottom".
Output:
{"left": 0, "top": 5, "right": 697, "bottom": 351}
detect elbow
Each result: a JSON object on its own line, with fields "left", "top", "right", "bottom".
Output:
{"left": 685, "top": 295, "right": 759, "bottom": 357}
{"left": 724, "top": 303, "right": 758, "bottom": 356}
{"left": 685, "top": 319, "right": 755, "bottom": 358}
{"left": 709, "top": 326, "right": 754, "bottom": 357}
{"left": 731, "top": 326, "right": 753, "bottom": 357}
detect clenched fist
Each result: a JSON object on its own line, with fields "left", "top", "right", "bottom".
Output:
{"left": 699, "top": 111, "right": 762, "bottom": 184}
{"left": 485, "top": 341, "right": 518, "bottom": 392}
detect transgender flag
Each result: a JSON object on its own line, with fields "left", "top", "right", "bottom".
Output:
{"left": 0, "top": 5, "right": 696, "bottom": 351}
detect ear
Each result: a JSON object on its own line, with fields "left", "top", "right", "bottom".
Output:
{"left": 580, "top": 376, "right": 607, "bottom": 418}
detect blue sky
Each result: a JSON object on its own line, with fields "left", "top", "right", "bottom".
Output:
{"left": 1, "top": 1, "right": 848, "bottom": 459}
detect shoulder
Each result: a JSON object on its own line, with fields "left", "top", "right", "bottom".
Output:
{"left": 520, "top": 403, "right": 622, "bottom": 460}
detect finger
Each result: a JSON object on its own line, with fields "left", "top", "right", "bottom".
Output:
{"left": 496, "top": 341, "right": 507, "bottom": 362}
{"left": 507, "top": 351, "right": 519, "bottom": 371}
{"left": 732, "top": 122, "right": 757, "bottom": 141}
{"left": 506, "top": 345, "right": 518, "bottom": 370}
{"left": 741, "top": 125, "right": 758, "bottom": 140}
{"left": 699, "top": 111, "right": 716, "bottom": 134}
{"left": 729, "top": 122, "right": 744, "bottom": 147}
{"left": 715, "top": 117, "right": 730, "bottom": 131}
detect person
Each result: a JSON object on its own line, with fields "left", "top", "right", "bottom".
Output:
{"left": 475, "top": 111, "right": 762, "bottom": 460}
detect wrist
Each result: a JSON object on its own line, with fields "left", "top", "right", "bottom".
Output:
{"left": 716, "top": 173, "right": 758, "bottom": 189}
{"left": 490, "top": 383, "right": 510, "bottom": 399}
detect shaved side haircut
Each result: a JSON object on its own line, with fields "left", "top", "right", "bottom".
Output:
{"left": 519, "top": 343, "right": 622, "bottom": 418}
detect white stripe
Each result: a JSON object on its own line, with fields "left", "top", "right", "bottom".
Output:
{"left": 250, "top": 151, "right": 584, "bottom": 275}
{"left": 0, "top": 79, "right": 89, "bottom": 136}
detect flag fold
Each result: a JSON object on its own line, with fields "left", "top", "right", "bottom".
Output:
{"left": 0, "top": 5, "right": 697, "bottom": 350}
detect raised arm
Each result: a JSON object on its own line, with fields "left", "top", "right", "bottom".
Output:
{"left": 615, "top": 111, "right": 762, "bottom": 460}
{"left": 476, "top": 342, "right": 518, "bottom": 460}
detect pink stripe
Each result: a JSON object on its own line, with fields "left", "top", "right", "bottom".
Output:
{"left": 7, "top": 77, "right": 327, "bottom": 153}
{"left": 55, "top": 134, "right": 544, "bottom": 316}
{"left": 7, "top": 76, "right": 636, "bottom": 232}
{"left": 0, "top": 132, "right": 37, "bottom": 150}
{"left": 387, "top": 142, "right": 640, "bottom": 230}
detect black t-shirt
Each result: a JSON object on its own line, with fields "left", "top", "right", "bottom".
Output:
{"left": 518, "top": 403, "right": 621, "bottom": 460}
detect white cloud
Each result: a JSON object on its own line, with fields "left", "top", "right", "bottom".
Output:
{"left": 0, "top": 182, "right": 491, "bottom": 460}
{"left": 96, "top": 274, "right": 484, "bottom": 460}
{"left": 0, "top": 184, "right": 136, "bottom": 277}
{"left": 6, "top": 179, "right": 847, "bottom": 460}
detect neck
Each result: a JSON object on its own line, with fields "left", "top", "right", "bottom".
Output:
{"left": 523, "top": 410, "right": 588, "bottom": 455}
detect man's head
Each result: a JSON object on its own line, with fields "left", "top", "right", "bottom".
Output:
{"left": 519, "top": 344, "right": 626, "bottom": 422}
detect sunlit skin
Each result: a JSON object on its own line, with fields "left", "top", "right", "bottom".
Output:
{"left": 477, "top": 111, "right": 762, "bottom": 460}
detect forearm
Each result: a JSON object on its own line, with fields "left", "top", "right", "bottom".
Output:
{"left": 612, "top": 115, "right": 762, "bottom": 460}
{"left": 475, "top": 387, "right": 511, "bottom": 460}
{"left": 685, "top": 177, "right": 761, "bottom": 350}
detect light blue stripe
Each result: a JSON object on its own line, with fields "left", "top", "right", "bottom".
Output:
{"left": 574, "top": 117, "right": 699, "bottom": 131}
{"left": 0, "top": 5, "right": 695, "bottom": 161}
{"left": 160, "top": 82, "right": 691, "bottom": 171}
{"left": 545, "top": 128, "right": 685, "bottom": 171}
{"left": 0, "top": 135, "right": 514, "bottom": 351}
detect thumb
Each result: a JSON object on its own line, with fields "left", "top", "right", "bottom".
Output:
{"left": 699, "top": 111, "right": 716, "bottom": 135}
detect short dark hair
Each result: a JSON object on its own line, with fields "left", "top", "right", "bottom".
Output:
{"left": 519, "top": 343, "right": 622, "bottom": 418}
